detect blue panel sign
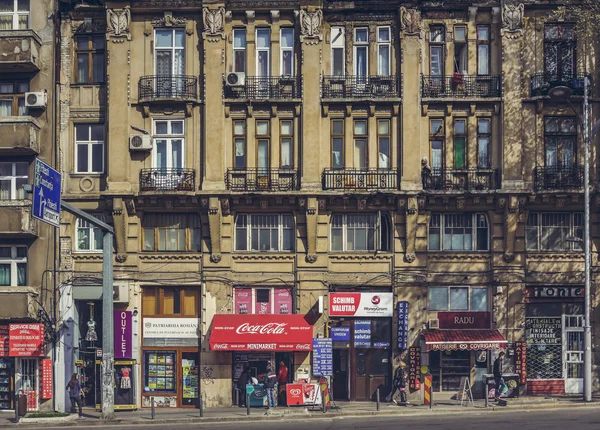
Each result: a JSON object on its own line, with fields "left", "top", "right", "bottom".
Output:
{"left": 354, "top": 320, "right": 371, "bottom": 348}
{"left": 330, "top": 326, "right": 350, "bottom": 341}
{"left": 312, "top": 338, "right": 333, "bottom": 377}
{"left": 397, "top": 301, "right": 409, "bottom": 351}
{"left": 33, "top": 159, "right": 61, "bottom": 227}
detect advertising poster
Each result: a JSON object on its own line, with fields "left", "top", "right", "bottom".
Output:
{"left": 354, "top": 320, "right": 371, "bottom": 348}
{"left": 8, "top": 324, "right": 44, "bottom": 357}
{"left": 274, "top": 288, "right": 293, "bottom": 315}
{"left": 329, "top": 293, "right": 393, "bottom": 317}
{"left": 234, "top": 288, "right": 252, "bottom": 314}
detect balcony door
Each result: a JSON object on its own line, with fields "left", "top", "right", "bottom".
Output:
{"left": 256, "top": 28, "right": 270, "bottom": 97}
{"left": 153, "top": 119, "right": 184, "bottom": 188}
{"left": 544, "top": 24, "right": 575, "bottom": 81}
{"left": 155, "top": 29, "right": 185, "bottom": 97}
{"left": 544, "top": 117, "right": 575, "bottom": 168}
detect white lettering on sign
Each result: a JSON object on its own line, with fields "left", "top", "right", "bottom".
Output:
{"left": 235, "top": 322, "right": 287, "bottom": 335}
{"left": 454, "top": 316, "right": 475, "bottom": 325}
{"left": 246, "top": 343, "right": 277, "bottom": 349}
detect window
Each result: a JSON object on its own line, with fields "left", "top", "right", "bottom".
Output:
{"left": 526, "top": 212, "right": 583, "bottom": 252}
{"left": 454, "top": 119, "right": 467, "bottom": 169}
{"left": 477, "top": 118, "right": 491, "bottom": 168}
{"left": 0, "top": 0, "right": 29, "bottom": 30}
{"left": 354, "top": 120, "right": 368, "bottom": 169}
{"left": 0, "top": 80, "right": 28, "bottom": 116}
{"left": 330, "top": 213, "right": 391, "bottom": 252}
{"left": 234, "top": 287, "right": 293, "bottom": 314}
{"left": 75, "top": 35, "right": 105, "bottom": 84}
{"left": 354, "top": 28, "right": 369, "bottom": 77}
{"left": 377, "top": 26, "right": 391, "bottom": 76}
{"left": 428, "top": 213, "right": 489, "bottom": 251}
{"left": 142, "top": 213, "right": 201, "bottom": 252}
{"left": 76, "top": 214, "right": 106, "bottom": 252}
{"left": 155, "top": 29, "right": 185, "bottom": 76}
{"left": 429, "top": 26, "right": 445, "bottom": 76}
{"left": 378, "top": 119, "right": 390, "bottom": 168}
{"left": 477, "top": 25, "right": 490, "bottom": 75}
{"left": 0, "top": 161, "right": 27, "bottom": 200}
{"left": 142, "top": 286, "right": 199, "bottom": 316}
{"left": 233, "top": 120, "right": 246, "bottom": 169}
{"left": 280, "top": 28, "right": 294, "bottom": 76}
{"left": 331, "top": 119, "right": 344, "bottom": 169}
{"left": 280, "top": 120, "right": 293, "bottom": 168}
{"left": 0, "top": 245, "right": 26, "bottom": 286}
{"left": 545, "top": 117, "right": 576, "bottom": 168}
{"left": 454, "top": 26, "right": 467, "bottom": 74}
{"left": 429, "top": 287, "right": 488, "bottom": 311}
{"left": 430, "top": 119, "right": 444, "bottom": 172}
{"left": 75, "top": 124, "right": 104, "bottom": 173}
{"left": 544, "top": 23, "right": 575, "bottom": 79}
{"left": 233, "top": 28, "right": 246, "bottom": 73}
{"left": 256, "top": 28, "right": 270, "bottom": 77}
{"left": 256, "top": 120, "right": 270, "bottom": 170}
{"left": 234, "top": 214, "right": 294, "bottom": 252}
{"left": 153, "top": 119, "right": 184, "bottom": 170}
{"left": 331, "top": 26, "right": 345, "bottom": 76}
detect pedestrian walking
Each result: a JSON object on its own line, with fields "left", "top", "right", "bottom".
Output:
{"left": 237, "top": 366, "right": 250, "bottom": 407}
{"left": 385, "top": 362, "right": 409, "bottom": 405}
{"left": 265, "top": 364, "right": 277, "bottom": 409}
{"left": 493, "top": 351, "right": 506, "bottom": 401}
{"left": 66, "top": 373, "right": 83, "bottom": 418}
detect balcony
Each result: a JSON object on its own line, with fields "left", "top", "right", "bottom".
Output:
{"left": 0, "top": 30, "right": 42, "bottom": 72}
{"left": 421, "top": 75, "right": 501, "bottom": 99}
{"left": 225, "top": 168, "right": 299, "bottom": 192}
{"left": 138, "top": 75, "right": 199, "bottom": 103}
{"left": 530, "top": 72, "right": 590, "bottom": 98}
{"left": 139, "top": 168, "right": 196, "bottom": 192}
{"left": 322, "top": 169, "right": 399, "bottom": 191}
{"left": 0, "top": 289, "right": 39, "bottom": 319}
{"left": 322, "top": 75, "right": 401, "bottom": 100}
{"left": 0, "top": 117, "right": 40, "bottom": 154}
{"left": 533, "top": 165, "right": 583, "bottom": 191}
{"left": 422, "top": 168, "right": 500, "bottom": 191}
{"left": 223, "top": 76, "right": 302, "bottom": 100}
{"left": 0, "top": 206, "right": 37, "bottom": 237}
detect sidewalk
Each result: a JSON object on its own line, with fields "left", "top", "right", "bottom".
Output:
{"left": 5, "top": 396, "right": 600, "bottom": 427}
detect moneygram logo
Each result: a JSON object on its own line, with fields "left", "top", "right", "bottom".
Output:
{"left": 371, "top": 295, "right": 381, "bottom": 305}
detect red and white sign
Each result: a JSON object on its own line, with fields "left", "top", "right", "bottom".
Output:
{"left": 286, "top": 383, "right": 304, "bottom": 405}
{"left": 0, "top": 325, "right": 8, "bottom": 357}
{"left": 9, "top": 324, "right": 44, "bottom": 357}
{"left": 286, "top": 383, "right": 322, "bottom": 406}
{"left": 329, "top": 293, "right": 393, "bottom": 317}
{"left": 209, "top": 314, "right": 313, "bottom": 351}
{"left": 41, "top": 358, "right": 52, "bottom": 399}
{"left": 437, "top": 312, "right": 491, "bottom": 329}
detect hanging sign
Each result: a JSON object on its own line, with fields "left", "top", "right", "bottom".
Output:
{"left": 515, "top": 341, "right": 527, "bottom": 385}
{"left": 41, "top": 358, "right": 53, "bottom": 399}
{"left": 397, "top": 301, "right": 409, "bottom": 351}
{"left": 329, "top": 293, "right": 393, "bottom": 317}
{"left": 114, "top": 310, "right": 132, "bottom": 359}
{"left": 8, "top": 324, "right": 44, "bottom": 357}
{"left": 408, "top": 346, "right": 421, "bottom": 390}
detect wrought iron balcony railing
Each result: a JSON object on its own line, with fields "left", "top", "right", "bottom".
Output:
{"left": 533, "top": 165, "right": 583, "bottom": 191}
{"left": 225, "top": 168, "right": 299, "bottom": 191}
{"left": 322, "top": 75, "right": 401, "bottom": 99}
{"left": 530, "top": 72, "right": 591, "bottom": 97}
{"left": 138, "top": 75, "right": 199, "bottom": 102}
{"left": 139, "top": 168, "right": 195, "bottom": 192}
{"left": 421, "top": 75, "right": 501, "bottom": 98}
{"left": 223, "top": 76, "right": 302, "bottom": 100}
{"left": 422, "top": 168, "right": 500, "bottom": 191}
{"left": 322, "top": 169, "right": 399, "bottom": 190}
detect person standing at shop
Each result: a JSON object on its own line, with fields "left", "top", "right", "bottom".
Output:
{"left": 265, "top": 364, "right": 277, "bottom": 409}
{"left": 493, "top": 351, "right": 506, "bottom": 401}
{"left": 66, "top": 373, "right": 83, "bottom": 418}
{"left": 237, "top": 366, "right": 250, "bottom": 407}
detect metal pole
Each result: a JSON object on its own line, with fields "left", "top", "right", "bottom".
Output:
{"left": 583, "top": 76, "right": 593, "bottom": 403}
{"left": 246, "top": 394, "right": 250, "bottom": 416}
{"left": 485, "top": 379, "right": 489, "bottom": 408}
{"left": 199, "top": 390, "right": 203, "bottom": 417}
{"left": 151, "top": 397, "right": 155, "bottom": 420}
{"left": 101, "top": 231, "right": 115, "bottom": 419}
{"left": 376, "top": 388, "right": 380, "bottom": 411}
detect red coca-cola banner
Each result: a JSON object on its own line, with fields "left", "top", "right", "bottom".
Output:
{"left": 209, "top": 314, "right": 313, "bottom": 351}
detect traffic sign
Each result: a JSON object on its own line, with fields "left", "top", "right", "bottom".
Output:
{"left": 33, "top": 159, "right": 61, "bottom": 227}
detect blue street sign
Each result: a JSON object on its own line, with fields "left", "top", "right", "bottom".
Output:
{"left": 33, "top": 159, "right": 61, "bottom": 228}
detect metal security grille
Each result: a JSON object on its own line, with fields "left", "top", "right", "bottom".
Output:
{"left": 526, "top": 317, "right": 563, "bottom": 380}
{"left": 21, "top": 358, "right": 38, "bottom": 411}
{"left": 564, "top": 315, "right": 584, "bottom": 380}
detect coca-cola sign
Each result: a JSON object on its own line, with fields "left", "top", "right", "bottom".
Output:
{"left": 235, "top": 322, "right": 287, "bottom": 335}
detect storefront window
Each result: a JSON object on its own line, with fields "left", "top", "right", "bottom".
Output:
{"left": 143, "top": 351, "right": 176, "bottom": 393}
{"left": 142, "top": 287, "right": 199, "bottom": 316}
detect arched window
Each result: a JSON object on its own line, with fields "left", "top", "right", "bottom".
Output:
{"left": 428, "top": 213, "right": 489, "bottom": 251}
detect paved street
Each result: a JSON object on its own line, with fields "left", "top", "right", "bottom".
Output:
{"left": 11, "top": 407, "right": 600, "bottom": 430}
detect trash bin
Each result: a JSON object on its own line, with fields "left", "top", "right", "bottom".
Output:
{"left": 17, "top": 394, "right": 27, "bottom": 417}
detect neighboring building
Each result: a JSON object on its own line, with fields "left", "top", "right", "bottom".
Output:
{"left": 54, "top": 0, "right": 599, "bottom": 411}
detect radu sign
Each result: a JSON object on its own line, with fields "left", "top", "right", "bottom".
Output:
{"left": 329, "top": 293, "right": 393, "bottom": 317}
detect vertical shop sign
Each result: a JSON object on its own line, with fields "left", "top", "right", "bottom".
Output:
{"left": 114, "top": 310, "right": 132, "bottom": 359}
{"left": 408, "top": 346, "right": 421, "bottom": 390}
{"left": 274, "top": 288, "right": 293, "bottom": 314}
{"left": 397, "top": 301, "right": 409, "bottom": 351}
{"left": 234, "top": 288, "right": 252, "bottom": 314}
{"left": 515, "top": 341, "right": 527, "bottom": 385}
{"left": 0, "top": 325, "right": 8, "bottom": 356}
{"left": 41, "top": 358, "right": 53, "bottom": 399}
{"left": 354, "top": 320, "right": 371, "bottom": 348}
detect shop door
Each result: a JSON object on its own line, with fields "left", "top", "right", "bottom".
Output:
{"left": 332, "top": 349, "right": 349, "bottom": 400}
{"left": 181, "top": 352, "right": 199, "bottom": 406}
{"left": 353, "top": 350, "right": 389, "bottom": 401}
{"left": 563, "top": 315, "right": 584, "bottom": 394}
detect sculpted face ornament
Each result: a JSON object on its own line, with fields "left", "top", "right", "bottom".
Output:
{"left": 501, "top": 3, "right": 524, "bottom": 36}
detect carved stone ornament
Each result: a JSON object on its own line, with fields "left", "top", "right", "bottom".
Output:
{"left": 501, "top": 3, "right": 524, "bottom": 36}
{"left": 116, "top": 253, "right": 128, "bottom": 263}
{"left": 202, "top": 7, "right": 225, "bottom": 41}
{"left": 106, "top": 6, "right": 131, "bottom": 41}
{"left": 404, "top": 253, "right": 416, "bottom": 264}
{"left": 299, "top": 9, "right": 323, "bottom": 44}
{"left": 210, "top": 253, "right": 222, "bottom": 264}
{"left": 152, "top": 11, "right": 186, "bottom": 28}
{"left": 400, "top": 7, "right": 422, "bottom": 36}
{"left": 306, "top": 254, "right": 317, "bottom": 264}
{"left": 72, "top": 19, "right": 106, "bottom": 34}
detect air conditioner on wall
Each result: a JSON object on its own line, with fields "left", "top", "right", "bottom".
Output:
{"left": 113, "top": 282, "right": 130, "bottom": 303}
{"left": 25, "top": 92, "right": 47, "bottom": 108}
{"left": 226, "top": 72, "right": 245, "bottom": 87}
{"left": 129, "top": 134, "right": 152, "bottom": 151}
{"left": 428, "top": 318, "right": 440, "bottom": 329}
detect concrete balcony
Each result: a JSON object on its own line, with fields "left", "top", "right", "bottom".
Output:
{"left": 0, "top": 30, "right": 42, "bottom": 72}
{"left": 0, "top": 205, "right": 37, "bottom": 237}
{"left": 0, "top": 116, "right": 40, "bottom": 154}
{"left": 0, "top": 287, "right": 39, "bottom": 319}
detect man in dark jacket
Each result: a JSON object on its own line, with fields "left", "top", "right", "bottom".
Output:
{"left": 385, "top": 362, "right": 408, "bottom": 404}
{"left": 265, "top": 364, "right": 277, "bottom": 408}
{"left": 493, "top": 351, "right": 506, "bottom": 401}
{"left": 237, "top": 366, "right": 250, "bottom": 407}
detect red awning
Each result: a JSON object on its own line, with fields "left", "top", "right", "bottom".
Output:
{"left": 422, "top": 329, "right": 507, "bottom": 352}
{"left": 209, "top": 314, "right": 313, "bottom": 352}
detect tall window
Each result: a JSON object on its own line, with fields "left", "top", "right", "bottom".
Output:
{"left": 454, "top": 26, "right": 468, "bottom": 74}
{"left": 429, "top": 26, "right": 445, "bottom": 76}
{"left": 0, "top": 161, "right": 27, "bottom": 200}
{"left": 280, "top": 120, "right": 293, "bottom": 168}
{"left": 280, "top": 28, "right": 294, "bottom": 76}
{"left": 155, "top": 29, "right": 185, "bottom": 97}
{"left": 430, "top": 119, "right": 444, "bottom": 172}
{"left": 233, "top": 120, "right": 246, "bottom": 169}
{"left": 331, "top": 26, "right": 345, "bottom": 76}
{"left": 75, "top": 124, "right": 104, "bottom": 174}
{"left": 544, "top": 23, "right": 575, "bottom": 79}
{"left": 0, "top": 0, "right": 29, "bottom": 30}
{"left": 429, "top": 287, "right": 488, "bottom": 311}
{"left": 143, "top": 286, "right": 199, "bottom": 316}
{"left": 234, "top": 214, "right": 294, "bottom": 252}
{"left": 330, "top": 213, "right": 391, "bottom": 252}
{"left": 477, "top": 118, "right": 491, "bottom": 168}
{"left": 142, "top": 213, "right": 201, "bottom": 252}
{"left": 354, "top": 120, "right": 368, "bottom": 169}
{"left": 75, "top": 35, "right": 105, "bottom": 84}
{"left": 331, "top": 119, "right": 344, "bottom": 169}
{"left": 233, "top": 28, "right": 246, "bottom": 73}
{"left": 545, "top": 117, "right": 576, "bottom": 168}
{"left": 256, "top": 28, "right": 270, "bottom": 77}
{"left": 0, "top": 80, "right": 28, "bottom": 116}
{"left": 256, "top": 120, "right": 270, "bottom": 170}
{"left": 526, "top": 212, "right": 583, "bottom": 252}
{"left": 153, "top": 119, "right": 184, "bottom": 170}
{"left": 76, "top": 214, "right": 105, "bottom": 252}
{"left": 454, "top": 119, "right": 467, "bottom": 169}
{"left": 234, "top": 287, "right": 293, "bottom": 315}
{"left": 0, "top": 245, "right": 27, "bottom": 287}
{"left": 378, "top": 119, "right": 390, "bottom": 169}
{"left": 354, "top": 28, "right": 369, "bottom": 77}
{"left": 429, "top": 213, "right": 489, "bottom": 251}
{"left": 377, "top": 27, "right": 391, "bottom": 76}
{"left": 477, "top": 25, "right": 490, "bottom": 75}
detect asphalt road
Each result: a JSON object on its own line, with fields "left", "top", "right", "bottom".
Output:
{"left": 12, "top": 407, "right": 600, "bottom": 430}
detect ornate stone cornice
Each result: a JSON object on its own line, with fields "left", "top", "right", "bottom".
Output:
{"left": 526, "top": 253, "right": 584, "bottom": 262}
{"left": 232, "top": 254, "right": 295, "bottom": 261}
{"left": 428, "top": 253, "right": 490, "bottom": 262}
{"left": 329, "top": 254, "right": 392, "bottom": 261}
{"left": 139, "top": 253, "right": 202, "bottom": 261}
{"left": 152, "top": 11, "right": 187, "bottom": 27}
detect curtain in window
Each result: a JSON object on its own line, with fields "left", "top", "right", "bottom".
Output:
{"left": 478, "top": 137, "right": 490, "bottom": 168}
{"left": 78, "top": 226, "right": 90, "bottom": 250}
{"left": 545, "top": 137, "right": 558, "bottom": 167}
{"left": 356, "top": 47, "right": 367, "bottom": 78}
{"left": 257, "top": 141, "right": 268, "bottom": 170}
{"left": 454, "top": 137, "right": 465, "bottom": 169}
{"left": 156, "top": 140, "right": 167, "bottom": 169}
{"left": 281, "top": 138, "right": 292, "bottom": 168}
{"left": 354, "top": 140, "right": 367, "bottom": 169}
{"left": 431, "top": 140, "right": 443, "bottom": 171}
{"left": 378, "top": 45, "right": 389, "bottom": 76}
{"left": 93, "top": 52, "right": 105, "bottom": 83}
{"left": 478, "top": 45, "right": 489, "bottom": 75}
{"left": 332, "top": 138, "right": 343, "bottom": 168}
{"left": 17, "top": 263, "right": 25, "bottom": 286}
{"left": 0, "top": 100, "right": 12, "bottom": 116}
{"left": 430, "top": 47, "right": 443, "bottom": 76}
{"left": 171, "top": 140, "right": 183, "bottom": 169}
{"left": 562, "top": 138, "right": 574, "bottom": 166}
{"left": 0, "top": 264, "right": 9, "bottom": 286}
{"left": 235, "top": 139, "right": 245, "bottom": 168}
{"left": 256, "top": 29, "right": 270, "bottom": 77}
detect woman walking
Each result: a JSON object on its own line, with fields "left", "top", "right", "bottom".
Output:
{"left": 66, "top": 373, "right": 83, "bottom": 418}
{"left": 385, "top": 362, "right": 409, "bottom": 405}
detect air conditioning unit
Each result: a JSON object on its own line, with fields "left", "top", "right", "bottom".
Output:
{"left": 428, "top": 318, "right": 440, "bottom": 329}
{"left": 113, "top": 282, "right": 130, "bottom": 303}
{"left": 129, "top": 134, "right": 152, "bottom": 151}
{"left": 25, "top": 92, "right": 47, "bottom": 108}
{"left": 226, "top": 72, "right": 245, "bottom": 86}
